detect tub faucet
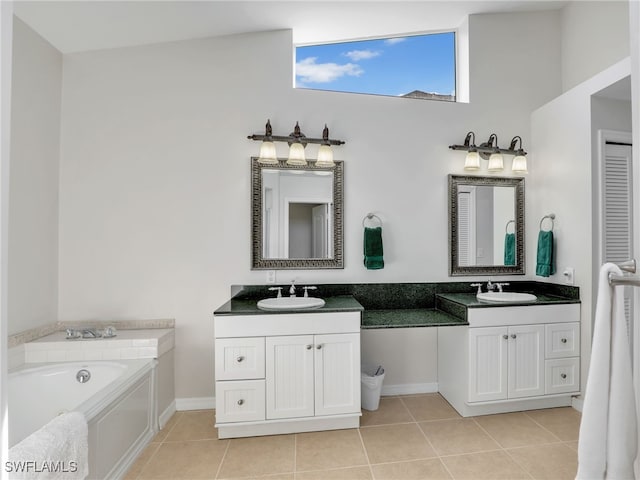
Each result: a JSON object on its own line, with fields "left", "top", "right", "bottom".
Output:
{"left": 82, "top": 328, "right": 102, "bottom": 338}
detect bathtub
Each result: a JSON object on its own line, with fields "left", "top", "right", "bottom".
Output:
{"left": 9, "top": 359, "right": 158, "bottom": 479}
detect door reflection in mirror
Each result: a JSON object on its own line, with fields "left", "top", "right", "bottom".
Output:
{"left": 262, "top": 169, "right": 334, "bottom": 260}
{"left": 457, "top": 185, "right": 515, "bottom": 267}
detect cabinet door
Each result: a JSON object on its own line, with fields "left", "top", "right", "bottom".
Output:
{"left": 266, "top": 335, "right": 314, "bottom": 420}
{"left": 314, "top": 333, "right": 361, "bottom": 416}
{"left": 469, "top": 327, "right": 508, "bottom": 402}
{"left": 508, "top": 325, "right": 545, "bottom": 398}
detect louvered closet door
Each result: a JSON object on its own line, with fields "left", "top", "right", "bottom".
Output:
{"left": 458, "top": 186, "right": 476, "bottom": 266}
{"left": 602, "top": 142, "right": 634, "bottom": 337}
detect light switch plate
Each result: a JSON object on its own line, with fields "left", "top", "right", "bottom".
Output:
{"left": 266, "top": 270, "right": 276, "bottom": 284}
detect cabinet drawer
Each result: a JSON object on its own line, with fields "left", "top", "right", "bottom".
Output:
{"left": 545, "top": 358, "right": 580, "bottom": 394}
{"left": 216, "top": 380, "right": 266, "bottom": 423}
{"left": 545, "top": 323, "right": 580, "bottom": 359}
{"left": 215, "top": 337, "right": 265, "bottom": 380}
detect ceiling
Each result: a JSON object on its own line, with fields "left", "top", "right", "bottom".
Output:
{"left": 14, "top": 0, "right": 568, "bottom": 54}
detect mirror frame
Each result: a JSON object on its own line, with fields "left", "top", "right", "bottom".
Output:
{"left": 251, "top": 157, "right": 344, "bottom": 269}
{"left": 448, "top": 174, "right": 525, "bottom": 276}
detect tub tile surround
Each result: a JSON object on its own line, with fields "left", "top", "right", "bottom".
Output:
{"left": 226, "top": 282, "right": 580, "bottom": 328}
{"left": 7, "top": 319, "right": 175, "bottom": 368}
{"left": 23, "top": 328, "right": 175, "bottom": 363}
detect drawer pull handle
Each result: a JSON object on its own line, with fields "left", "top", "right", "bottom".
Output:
{"left": 561, "top": 338, "right": 568, "bottom": 344}
{"left": 237, "top": 399, "right": 245, "bottom": 406}
{"left": 561, "top": 373, "right": 567, "bottom": 379}
{"left": 306, "top": 344, "right": 313, "bottom": 350}
{"left": 236, "top": 356, "right": 245, "bottom": 363}
{"left": 502, "top": 335, "right": 508, "bottom": 340}
{"left": 511, "top": 334, "right": 517, "bottom": 339}
{"left": 316, "top": 344, "right": 323, "bottom": 350}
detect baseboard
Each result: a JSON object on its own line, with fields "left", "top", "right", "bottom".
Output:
{"left": 175, "top": 396, "right": 216, "bottom": 411}
{"left": 381, "top": 382, "right": 439, "bottom": 396}
{"left": 159, "top": 400, "right": 177, "bottom": 428}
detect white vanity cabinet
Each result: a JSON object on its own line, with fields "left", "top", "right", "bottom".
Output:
{"left": 214, "top": 311, "right": 361, "bottom": 438}
{"left": 438, "top": 303, "right": 580, "bottom": 417}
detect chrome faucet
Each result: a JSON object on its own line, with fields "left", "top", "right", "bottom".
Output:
{"left": 486, "top": 280, "right": 497, "bottom": 292}
{"left": 82, "top": 328, "right": 102, "bottom": 339}
{"left": 289, "top": 280, "right": 296, "bottom": 297}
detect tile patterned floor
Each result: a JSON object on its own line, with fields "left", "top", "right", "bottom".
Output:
{"left": 124, "top": 394, "right": 580, "bottom": 479}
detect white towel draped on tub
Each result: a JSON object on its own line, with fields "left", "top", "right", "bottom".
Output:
{"left": 577, "top": 263, "right": 638, "bottom": 479}
{"left": 8, "top": 411, "right": 88, "bottom": 480}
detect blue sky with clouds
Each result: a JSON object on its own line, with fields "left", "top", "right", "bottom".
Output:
{"left": 295, "top": 32, "right": 456, "bottom": 97}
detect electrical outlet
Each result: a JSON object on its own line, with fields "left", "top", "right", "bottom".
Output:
{"left": 266, "top": 270, "right": 276, "bottom": 284}
{"left": 563, "top": 267, "right": 575, "bottom": 285}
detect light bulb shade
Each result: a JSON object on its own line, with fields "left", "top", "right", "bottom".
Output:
{"left": 464, "top": 151, "right": 480, "bottom": 171}
{"left": 315, "top": 144, "right": 335, "bottom": 167}
{"left": 487, "top": 152, "right": 504, "bottom": 172}
{"left": 257, "top": 141, "right": 278, "bottom": 164}
{"left": 511, "top": 154, "right": 528, "bottom": 174}
{"left": 287, "top": 142, "right": 307, "bottom": 166}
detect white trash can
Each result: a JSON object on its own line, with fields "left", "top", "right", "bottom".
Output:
{"left": 361, "top": 365, "right": 385, "bottom": 411}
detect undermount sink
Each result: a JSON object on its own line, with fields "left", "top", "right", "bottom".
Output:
{"left": 476, "top": 292, "right": 537, "bottom": 303}
{"left": 257, "top": 296, "right": 325, "bottom": 311}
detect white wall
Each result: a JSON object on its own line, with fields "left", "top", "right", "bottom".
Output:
{"left": 8, "top": 17, "right": 62, "bottom": 335}
{"left": 56, "top": 11, "right": 564, "bottom": 400}
{"left": 561, "top": 1, "right": 630, "bottom": 92}
{"left": 1, "top": 0, "right": 14, "bottom": 467}
{"left": 530, "top": 58, "right": 632, "bottom": 395}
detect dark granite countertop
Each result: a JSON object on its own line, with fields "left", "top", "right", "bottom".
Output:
{"left": 214, "top": 295, "right": 364, "bottom": 315}
{"left": 362, "top": 309, "right": 466, "bottom": 329}
{"left": 436, "top": 292, "right": 581, "bottom": 307}
{"left": 214, "top": 282, "right": 580, "bottom": 328}
{"left": 435, "top": 292, "right": 581, "bottom": 322}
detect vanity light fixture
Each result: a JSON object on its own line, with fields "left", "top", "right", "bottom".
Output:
{"left": 509, "top": 136, "right": 528, "bottom": 174}
{"left": 248, "top": 119, "right": 345, "bottom": 167}
{"left": 286, "top": 122, "right": 307, "bottom": 166}
{"left": 485, "top": 134, "right": 504, "bottom": 172}
{"left": 315, "top": 125, "right": 335, "bottom": 168}
{"left": 449, "top": 131, "right": 528, "bottom": 174}
{"left": 462, "top": 132, "right": 480, "bottom": 171}
{"left": 257, "top": 120, "right": 278, "bottom": 165}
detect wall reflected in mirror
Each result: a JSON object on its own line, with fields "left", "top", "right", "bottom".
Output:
{"left": 449, "top": 175, "right": 525, "bottom": 276}
{"left": 252, "top": 158, "right": 343, "bottom": 270}
{"left": 262, "top": 169, "right": 334, "bottom": 259}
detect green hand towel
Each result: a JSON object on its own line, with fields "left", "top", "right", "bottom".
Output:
{"left": 364, "top": 227, "right": 384, "bottom": 270}
{"left": 536, "top": 230, "right": 555, "bottom": 277}
{"left": 504, "top": 233, "right": 516, "bottom": 266}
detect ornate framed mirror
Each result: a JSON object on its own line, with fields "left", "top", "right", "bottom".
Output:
{"left": 449, "top": 175, "right": 525, "bottom": 276}
{"left": 251, "top": 158, "right": 344, "bottom": 269}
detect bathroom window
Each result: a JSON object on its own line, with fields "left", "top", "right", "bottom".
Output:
{"left": 295, "top": 32, "right": 456, "bottom": 101}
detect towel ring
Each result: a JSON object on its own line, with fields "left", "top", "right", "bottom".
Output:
{"left": 505, "top": 220, "right": 515, "bottom": 234}
{"left": 539, "top": 213, "right": 555, "bottom": 231}
{"left": 362, "top": 213, "right": 382, "bottom": 228}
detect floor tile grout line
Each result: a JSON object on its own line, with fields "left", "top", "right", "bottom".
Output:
{"left": 523, "top": 410, "right": 574, "bottom": 443}
{"left": 293, "top": 433, "right": 297, "bottom": 474}
{"left": 397, "top": 395, "right": 456, "bottom": 478}
{"left": 501, "top": 446, "right": 537, "bottom": 480}
{"left": 213, "top": 438, "right": 231, "bottom": 480}
{"left": 127, "top": 441, "right": 161, "bottom": 480}
{"left": 355, "top": 426, "right": 376, "bottom": 480}
{"left": 468, "top": 417, "right": 537, "bottom": 480}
